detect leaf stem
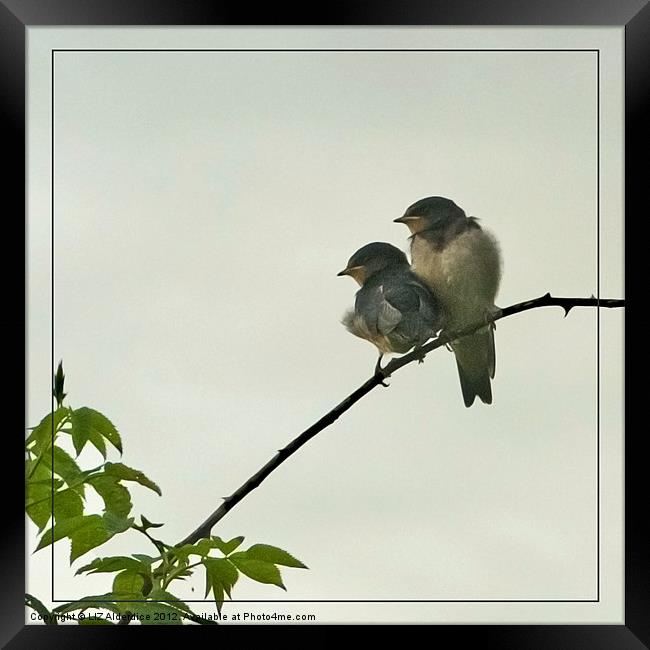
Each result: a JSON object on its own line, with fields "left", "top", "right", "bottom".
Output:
{"left": 161, "top": 560, "right": 203, "bottom": 590}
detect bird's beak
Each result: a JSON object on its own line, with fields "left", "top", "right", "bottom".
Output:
{"left": 393, "top": 215, "right": 419, "bottom": 224}
{"left": 337, "top": 265, "right": 363, "bottom": 278}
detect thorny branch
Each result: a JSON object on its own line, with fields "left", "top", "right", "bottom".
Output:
{"left": 178, "top": 293, "right": 624, "bottom": 546}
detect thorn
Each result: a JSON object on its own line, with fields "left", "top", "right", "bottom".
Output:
{"left": 376, "top": 371, "right": 390, "bottom": 387}
{"left": 377, "top": 373, "right": 390, "bottom": 387}
{"left": 562, "top": 305, "right": 573, "bottom": 318}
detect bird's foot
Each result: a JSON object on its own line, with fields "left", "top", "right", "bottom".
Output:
{"left": 435, "top": 328, "right": 455, "bottom": 352}
{"left": 485, "top": 308, "right": 498, "bottom": 329}
{"left": 413, "top": 346, "right": 426, "bottom": 364}
{"left": 374, "top": 354, "right": 390, "bottom": 387}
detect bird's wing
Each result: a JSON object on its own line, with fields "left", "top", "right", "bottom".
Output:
{"left": 377, "top": 284, "right": 420, "bottom": 335}
{"left": 408, "top": 281, "right": 442, "bottom": 330}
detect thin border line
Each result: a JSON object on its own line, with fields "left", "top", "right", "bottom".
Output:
{"left": 596, "top": 48, "right": 601, "bottom": 603}
{"left": 50, "top": 599, "right": 602, "bottom": 604}
{"left": 50, "top": 47, "right": 55, "bottom": 605}
{"left": 49, "top": 47, "right": 601, "bottom": 605}
{"left": 51, "top": 48, "right": 599, "bottom": 52}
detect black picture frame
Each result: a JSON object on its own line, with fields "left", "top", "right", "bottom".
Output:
{"left": 5, "top": 0, "right": 640, "bottom": 644}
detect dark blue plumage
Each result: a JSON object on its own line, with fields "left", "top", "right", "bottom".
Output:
{"left": 338, "top": 243, "right": 443, "bottom": 360}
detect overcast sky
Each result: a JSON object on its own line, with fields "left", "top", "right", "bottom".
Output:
{"left": 27, "top": 27, "right": 623, "bottom": 624}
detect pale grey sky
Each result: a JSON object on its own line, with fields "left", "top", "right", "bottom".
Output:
{"left": 27, "top": 27, "right": 624, "bottom": 624}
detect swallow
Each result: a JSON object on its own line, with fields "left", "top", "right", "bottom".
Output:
{"left": 337, "top": 242, "right": 444, "bottom": 376}
{"left": 395, "top": 197, "right": 501, "bottom": 407}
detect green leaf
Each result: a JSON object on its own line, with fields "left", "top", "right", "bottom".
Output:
{"left": 26, "top": 498, "right": 51, "bottom": 531}
{"left": 76, "top": 556, "right": 146, "bottom": 576}
{"left": 170, "top": 546, "right": 191, "bottom": 564}
{"left": 228, "top": 555, "right": 285, "bottom": 590}
{"left": 26, "top": 447, "right": 87, "bottom": 529}
{"left": 104, "top": 462, "right": 161, "bottom": 496}
{"left": 53, "top": 489, "right": 84, "bottom": 522}
{"left": 147, "top": 588, "right": 194, "bottom": 614}
{"left": 113, "top": 570, "right": 145, "bottom": 595}
{"left": 26, "top": 407, "right": 70, "bottom": 452}
{"left": 26, "top": 462, "right": 54, "bottom": 531}
{"left": 208, "top": 580, "right": 224, "bottom": 613}
{"left": 211, "top": 535, "right": 244, "bottom": 556}
{"left": 70, "top": 407, "right": 122, "bottom": 457}
{"left": 70, "top": 521, "right": 115, "bottom": 563}
{"left": 193, "top": 539, "right": 214, "bottom": 557}
{"left": 52, "top": 594, "right": 121, "bottom": 615}
{"left": 132, "top": 554, "right": 156, "bottom": 566}
{"left": 168, "top": 567, "right": 193, "bottom": 581}
{"left": 102, "top": 511, "right": 134, "bottom": 535}
{"left": 112, "top": 593, "right": 142, "bottom": 609}
{"left": 203, "top": 557, "right": 239, "bottom": 609}
{"left": 25, "top": 593, "right": 57, "bottom": 625}
{"left": 70, "top": 515, "right": 133, "bottom": 562}
{"left": 141, "top": 572, "right": 153, "bottom": 596}
{"left": 27, "top": 477, "right": 64, "bottom": 489}
{"left": 116, "top": 601, "right": 185, "bottom": 625}
{"left": 171, "top": 539, "right": 214, "bottom": 563}
{"left": 50, "top": 446, "right": 83, "bottom": 482}
{"left": 36, "top": 515, "right": 99, "bottom": 551}
{"left": 88, "top": 474, "right": 132, "bottom": 517}
{"left": 140, "top": 515, "right": 164, "bottom": 530}
{"left": 71, "top": 421, "right": 106, "bottom": 458}
{"left": 42, "top": 446, "right": 85, "bottom": 497}
{"left": 244, "top": 544, "right": 308, "bottom": 569}
{"left": 37, "top": 513, "right": 134, "bottom": 562}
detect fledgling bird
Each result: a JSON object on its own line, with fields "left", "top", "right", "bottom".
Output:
{"left": 395, "top": 197, "right": 501, "bottom": 407}
{"left": 337, "top": 242, "right": 444, "bottom": 373}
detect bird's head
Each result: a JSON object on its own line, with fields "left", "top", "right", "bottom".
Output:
{"left": 337, "top": 242, "right": 407, "bottom": 286}
{"left": 394, "top": 196, "right": 466, "bottom": 234}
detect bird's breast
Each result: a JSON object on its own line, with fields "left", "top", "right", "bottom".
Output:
{"left": 411, "top": 229, "right": 501, "bottom": 326}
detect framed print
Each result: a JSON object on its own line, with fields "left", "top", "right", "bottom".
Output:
{"left": 5, "top": 0, "right": 642, "bottom": 644}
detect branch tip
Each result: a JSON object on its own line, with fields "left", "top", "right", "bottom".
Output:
{"left": 177, "top": 293, "right": 625, "bottom": 545}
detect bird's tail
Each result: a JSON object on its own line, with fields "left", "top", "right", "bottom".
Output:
{"left": 452, "top": 326, "right": 496, "bottom": 407}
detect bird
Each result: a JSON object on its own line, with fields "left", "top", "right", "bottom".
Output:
{"left": 337, "top": 242, "right": 444, "bottom": 374}
{"left": 394, "top": 196, "right": 501, "bottom": 407}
